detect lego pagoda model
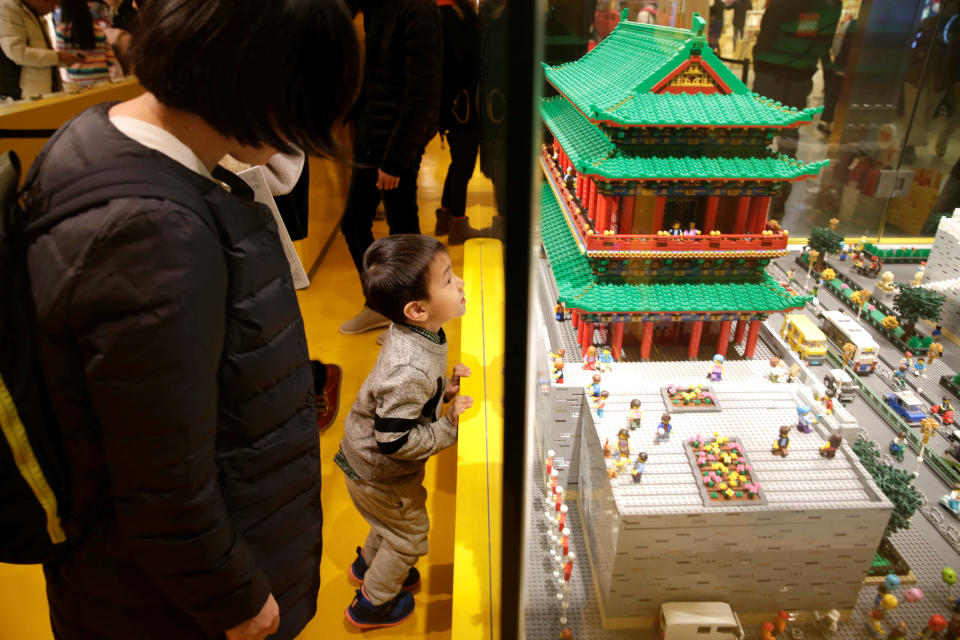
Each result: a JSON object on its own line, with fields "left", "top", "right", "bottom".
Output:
{"left": 540, "top": 12, "right": 819, "bottom": 361}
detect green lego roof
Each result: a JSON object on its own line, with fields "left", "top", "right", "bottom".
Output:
{"left": 539, "top": 182, "right": 811, "bottom": 314}
{"left": 543, "top": 19, "right": 820, "bottom": 128}
{"left": 543, "top": 96, "right": 828, "bottom": 181}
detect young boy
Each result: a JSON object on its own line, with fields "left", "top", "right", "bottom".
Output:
{"left": 336, "top": 235, "right": 473, "bottom": 629}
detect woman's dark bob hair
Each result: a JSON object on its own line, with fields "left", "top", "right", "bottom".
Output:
{"left": 131, "top": 0, "right": 361, "bottom": 158}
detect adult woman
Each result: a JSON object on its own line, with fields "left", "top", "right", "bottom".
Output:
{"left": 25, "top": 1, "right": 360, "bottom": 638}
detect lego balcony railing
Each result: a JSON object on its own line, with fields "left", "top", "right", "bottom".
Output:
{"left": 582, "top": 231, "right": 789, "bottom": 254}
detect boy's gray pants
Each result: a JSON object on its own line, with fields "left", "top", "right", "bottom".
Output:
{"left": 345, "top": 470, "right": 430, "bottom": 605}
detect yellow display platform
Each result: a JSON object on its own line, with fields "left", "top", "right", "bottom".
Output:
{"left": 451, "top": 239, "right": 504, "bottom": 640}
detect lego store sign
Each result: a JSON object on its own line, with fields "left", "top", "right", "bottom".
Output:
{"left": 796, "top": 13, "right": 821, "bottom": 38}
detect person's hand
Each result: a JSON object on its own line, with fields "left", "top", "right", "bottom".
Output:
{"left": 376, "top": 169, "right": 400, "bottom": 190}
{"left": 57, "top": 51, "right": 82, "bottom": 66}
{"left": 446, "top": 395, "right": 473, "bottom": 426}
{"left": 225, "top": 594, "right": 279, "bottom": 640}
{"left": 444, "top": 363, "right": 471, "bottom": 402}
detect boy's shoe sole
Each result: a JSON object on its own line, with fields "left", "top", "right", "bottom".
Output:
{"left": 315, "top": 363, "right": 342, "bottom": 433}
{"left": 347, "top": 564, "right": 421, "bottom": 592}
{"left": 344, "top": 606, "right": 413, "bottom": 630}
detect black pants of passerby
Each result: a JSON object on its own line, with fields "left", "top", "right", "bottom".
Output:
{"left": 441, "top": 128, "right": 481, "bottom": 218}
{"left": 821, "top": 70, "right": 843, "bottom": 124}
{"left": 340, "top": 150, "right": 424, "bottom": 274}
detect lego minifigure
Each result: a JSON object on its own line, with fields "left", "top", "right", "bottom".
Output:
{"left": 683, "top": 221, "right": 699, "bottom": 236}
{"left": 708, "top": 354, "right": 724, "bottom": 382}
{"left": 797, "top": 405, "right": 817, "bottom": 433}
{"left": 583, "top": 346, "right": 597, "bottom": 370}
{"left": 597, "top": 346, "right": 614, "bottom": 372}
{"left": 893, "top": 364, "right": 908, "bottom": 390}
{"left": 944, "top": 398, "right": 955, "bottom": 414}
{"left": 631, "top": 452, "right": 648, "bottom": 483}
{"left": 823, "top": 609, "right": 840, "bottom": 635}
{"left": 668, "top": 220, "right": 683, "bottom": 236}
{"left": 867, "top": 594, "right": 899, "bottom": 637}
{"left": 616, "top": 428, "right": 630, "bottom": 459}
{"left": 768, "top": 357, "right": 789, "bottom": 383}
{"left": 900, "top": 351, "right": 914, "bottom": 370}
{"left": 554, "top": 298, "right": 566, "bottom": 322}
{"left": 603, "top": 438, "right": 611, "bottom": 458}
{"left": 655, "top": 413, "right": 672, "bottom": 444}
{"left": 785, "top": 268, "right": 796, "bottom": 284}
{"left": 918, "top": 615, "right": 946, "bottom": 640}
{"left": 886, "top": 621, "right": 907, "bottom": 640}
{"left": 819, "top": 390, "right": 834, "bottom": 415}
{"left": 820, "top": 433, "right": 842, "bottom": 458}
{"left": 950, "top": 483, "right": 960, "bottom": 511}
{"left": 549, "top": 347, "right": 566, "bottom": 361}
{"left": 773, "top": 610, "right": 790, "bottom": 636}
{"left": 933, "top": 324, "right": 944, "bottom": 338}
{"left": 595, "top": 390, "right": 609, "bottom": 418}
{"left": 760, "top": 621, "right": 775, "bottom": 640}
{"left": 628, "top": 399, "right": 643, "bottom": 430}
{"left": 563, "top": 166, "right": 575, "bottom": 191}
{"left": 772, "top": 426, "right": 790, "bottom": 457}
{"left": 913, "top": 359, "right": 926, "bottom": 378}
{"left": 551, "top": 359, "right": 565, "bottom": 384}
{"left": 588, "top": 374, "right": 602, "bottom": 399}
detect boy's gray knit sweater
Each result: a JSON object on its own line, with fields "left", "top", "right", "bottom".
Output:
{"left": 337, "top": 323, "right": 457, "bottom": 484}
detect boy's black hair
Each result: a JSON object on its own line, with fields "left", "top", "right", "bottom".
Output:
{"left": 131, "top": 0, "right": 361, "bottom": 158}
{"left": 362, "top": 235, "right": 448, "bottom": 325}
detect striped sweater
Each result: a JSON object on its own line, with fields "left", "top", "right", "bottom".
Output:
{"left": 53, "top": 2, "right": 120, "bottom": 89}
{"left": 337, "top": 323, "right": 457, "bottom": 484}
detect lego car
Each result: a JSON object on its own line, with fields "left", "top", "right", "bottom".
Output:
{"left": 883, "top": 391, "right": 927, "bottom": 425}
{"left": 824, "top": 369, "right": 856, "bottom": 403}
{"left": 659, "top": 602, "right": 744, "bottom": 640}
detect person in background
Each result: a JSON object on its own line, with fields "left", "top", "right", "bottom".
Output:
{"left": 0, "top": 0, "right": 79, "bottom": 100}
{"left": 817, "top": 16, "right": 856, "bottom": 135}
{"left": 339, "top": 0, "right": 442, "bottom": 336}
{"left": 24, "top": 0, "right": 360, "bottom": 637}
{"left": 434, "top": 0, "right": 484, "bottom": 245}
{"left": 53, "top": 0, "right": 122, "bottom": 89}
{"left": 731, "top": 0, "right": 750, "bottom": 46}
{"left": 752, "top": 0, "right": 841, "bottom": 216}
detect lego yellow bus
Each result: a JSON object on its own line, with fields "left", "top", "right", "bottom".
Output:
{"left": 780, "top": 314, "right": 828, "bottom": 366}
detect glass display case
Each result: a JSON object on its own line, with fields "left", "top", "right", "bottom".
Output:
{"left": 491, "top": 0, "right": 960, "bottom": 638}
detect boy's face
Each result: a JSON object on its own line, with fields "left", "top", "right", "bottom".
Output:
{"left": 412, "top": 251, "right": 465, "bottom": 329}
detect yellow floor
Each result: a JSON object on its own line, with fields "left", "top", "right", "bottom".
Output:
{"left": 0, "top": 135, "right": 496, "bottom": 639}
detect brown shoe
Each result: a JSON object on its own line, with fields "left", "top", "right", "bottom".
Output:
{"left": 447, "top": 216, "right": 485, "bottom": 246}
{"left": 435, "top": 208, "right": 452, "bottom": 235}
{"left": 313, "top": 362, "right": 343, "bottom": 432}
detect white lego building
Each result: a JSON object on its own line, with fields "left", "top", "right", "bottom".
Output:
{"left": 923, "top": 212, "right": 960, "bottom": 335}
{"left": 565, "top": 362, "right": 892, "bottom": 629}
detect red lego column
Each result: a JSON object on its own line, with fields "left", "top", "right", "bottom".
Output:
{"left": 577, "top": 318, "right": 586, "bottom": 346}
{"left": 744, "top": 320, "right": 762, "bottom": 358}
{"left": 559, "top": 147, "right": 568, "bottom": 171}
{"left": 581, "top": 322, "right": 595, "bottom": 357}
{"left": 620, "top": 196, "right": 635, "bottom": 234}
{"left": 733, "top": 318, "right": 747, "bottom": 344}
{"left": 751, "top": 196, "right": 771, "bottom": 233}
{"left": 571, "top": 310, "right": 579, "bottom": 329}
{"left": 596, "top": 195, "right": 609, "bottom": 233}
{"left": 653, "top": 195, "right": 666, "bottom": 232}
{"left": 688, "top": 320, "right": 704, "bottom": 359}
{"left": 716, "top": 320, "right": 732, "bottom": 357}
{"left": 589, "top": 181, "right": 599, "bottom": 220}
{"left": 611, "top": 321, "right": 625, "bottom": 360}
{"left": 734, "top": 196, "right": 750, "bottom": 234}
{"left": 704, "top": 196, "right": 719, "bottom": 233}
{"left": 576, "top": 172, "right": 585, "bottom": 201}
{"left": 640, "top": 320, "right": 654, "bottom": 360}
{"left": 609, "top": 196, "right": 619, "bottom": 234}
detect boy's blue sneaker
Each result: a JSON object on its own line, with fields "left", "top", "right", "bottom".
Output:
{"left": 345, "top": 587, "right": 414, "bottom": 630}
{"left": 348, "top": 546, "right": 421, "bottom": 591}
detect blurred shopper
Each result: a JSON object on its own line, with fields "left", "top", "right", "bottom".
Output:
{"left": 339, "top": 0, "right": 442, "bottom": 335}
{"left": 731, "top": 0, "right": 750, "bottom": 45}
{"left": 434, "top": 0, "right": 484, "bottom": 245}
{"left": 22, "top": 0, "right": 360, "bottom": 638}
{"left": 53, "top": 0, "right": 123, "bottom": 89}
{"left": 752, "top": 0, "right": 841, "bottom": 215}
{"left": 817, "top": 16, "right": 856, "bottom": 135}
{"left": 0, "top": 0, "right": 79, "bottom": 100}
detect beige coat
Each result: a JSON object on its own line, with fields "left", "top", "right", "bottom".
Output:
{"left": 0, "top": 0, "right": 57, "bottom": 98}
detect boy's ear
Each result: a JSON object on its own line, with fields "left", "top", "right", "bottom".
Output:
{"left": 403, "top": 299, "right": 429, "bottom": 323}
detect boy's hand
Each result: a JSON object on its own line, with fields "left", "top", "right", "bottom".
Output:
{"left": 444, "top": 363, "right": 472, "bottom": 402}
{"left": 446, "top": 395, "right": 473, "bottom": 426}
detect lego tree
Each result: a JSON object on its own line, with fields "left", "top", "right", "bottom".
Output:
{"left": 882, "top": 316, "right": 900, "bottom": 331}
{"left": 928, "top": 342, "right": 944, "bottom": 365}
{"left": 893, "top": 285, "right": 946, "bottom": 339}
{"left": 853, "top": 438, "right": 923, "bottom": 539}
{"left": 842, "top": 342, "right": 856, "bottom": 370}
{"left": 808, "top": 226, "right": 843, "bottom": 270}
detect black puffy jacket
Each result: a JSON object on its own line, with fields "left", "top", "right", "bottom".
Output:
{"left": 25, "top": 104, "right": 322, "bottom": 640}
{"left": 348, "top": 0, "right": 442, "bottom": 175}
{"left": 438, "top": 1, "right": 480, "bottom": 134}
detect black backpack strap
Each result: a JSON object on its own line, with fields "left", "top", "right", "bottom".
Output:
{"left": 24, "top": 159, "right": 214, "bottom": 237}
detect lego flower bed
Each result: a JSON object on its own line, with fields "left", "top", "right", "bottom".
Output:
{"left": 660, "top": 384, "right": 722, "bottom": 413}
{"left": 685, "top": 434, "right": 765, "bottom": 506}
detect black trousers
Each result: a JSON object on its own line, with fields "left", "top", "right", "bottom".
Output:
{"left": 340, "top": 150, "right": 424, "bottom": 274}
{"left": 440, "top": 128, "right": 481, "bottom": 218}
